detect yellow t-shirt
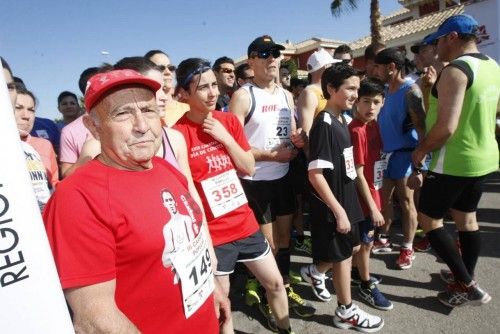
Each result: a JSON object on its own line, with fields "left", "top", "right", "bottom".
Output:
{"left": 311, "top": 85, "right": 327, "bottom": 117}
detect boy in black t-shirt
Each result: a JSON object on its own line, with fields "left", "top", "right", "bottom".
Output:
{"left": 300, "top": 64, "right": 384, "bottom": 332}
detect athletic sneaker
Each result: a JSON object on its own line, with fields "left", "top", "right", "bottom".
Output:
{"left": 245, "top": 278, "right": 261, "bottom": 306}
{"left": 258, "top": 302, "right": 277, "bottom": 332}
{"left": 287, "top": 287, "right": 316, "bottom": 317}
{"left": 277, "top": 327, "right": 295, "bottom": 334}
{"left": 333, "top": 303, "right": 384, "bottom": 333}
{"left": 288, "top": 270, "right": 302, "bottom": 285}
{"left": 295, "top": 237, "right": 312, "bottom": 255}
{"left": 300, "top": 264, "right": 332, "bottom": 302}
{"left": 371, "top": 238, "right": 393, "bottom": 254}
{"left": 413, "top": 237, "right": 431, "bottom": 252}
{"left": 396, "top": 247, "right": 415, "bottom": 270}
{"left": 439, "top": 269, "right": 455, "bottom": 285}
{"left": 351, "top": 270, "right": 382, "bottom": 286}
{"left": 358, "top": 284, "right": 394, "bottom": 311}
{"left": 438, "top": 281, "right": 492, "bottom": 307}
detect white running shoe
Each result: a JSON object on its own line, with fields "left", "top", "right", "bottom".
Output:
{"left": 300, "top": 264, "right": 331, "bottom": 302}
{"left": 333, "top": 303, "right": 384, "bottom": 333}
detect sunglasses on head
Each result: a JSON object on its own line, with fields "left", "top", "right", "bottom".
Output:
{"left": 220, "top": 68, "right": 234, "bottom": 74}
{"left": 253, "top": 49, "right": 281, "bottom": 59}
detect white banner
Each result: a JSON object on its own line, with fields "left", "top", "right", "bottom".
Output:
{"left": 465, "top": 0, "right": 500, "bottom": 62}
{"left": 0, "top": 64, "right": 74, "bottom": 332}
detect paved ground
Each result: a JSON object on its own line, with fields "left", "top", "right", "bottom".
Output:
{"left": 230, "top": 172, "right": 500, "bottom": 334}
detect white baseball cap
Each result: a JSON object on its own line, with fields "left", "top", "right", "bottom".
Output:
{"left": 307, "top": 48, "right": 340, "bottom": 73}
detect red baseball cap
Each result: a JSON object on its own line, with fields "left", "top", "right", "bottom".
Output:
{"left": 84, "top": 69, "right": 161, "bottom": 111}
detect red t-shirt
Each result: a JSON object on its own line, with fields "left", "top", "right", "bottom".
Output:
{"left": 348, "top": 119, "right": 383, "bottom": 216}
{"left": 43, "top": 157, "right": 218, "bottom": 334}
{"left": 174, "top": 111, "right": 259, "bottom": 246}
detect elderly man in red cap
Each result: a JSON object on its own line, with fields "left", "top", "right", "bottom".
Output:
{"left": 43, "top": 69, "right": 229, "bottom": 333}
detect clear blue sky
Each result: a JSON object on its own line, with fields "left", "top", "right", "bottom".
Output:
{"left": 1, "top": 0, "right": 403, "bottom": 120}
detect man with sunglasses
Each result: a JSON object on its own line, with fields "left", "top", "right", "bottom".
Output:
{"left": 334, "top": 44, "right": 354, "bottom": 67}
{"left": 213, "top": 57, "right": 236, "bottom": 111}
{"left": 412, "top": 14, "right": 500, "bottom": 307}
{"left": 235, "top": 63, "right": 254, "bottom": 88}
{"left": 146, "top": 49, "right": 189, "bottom": 126}
{"left": 230, "top": 35, "right": 315, "bottom": 322}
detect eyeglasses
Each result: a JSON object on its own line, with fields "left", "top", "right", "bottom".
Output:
{"left": 243, "top": 76, "right": 254, "bottom": 80}
{"left": 220, "top": 68, "right": 234, "bottom": 74}
{"left": 252, "top": 49, "right": 281, "bottom": 59}
{"left": 158, "top": 64, "right": 177, "bottom": 72}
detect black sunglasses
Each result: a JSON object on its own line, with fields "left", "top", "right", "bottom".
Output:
{"left": 220, "top": 68, "right": 234, "bottom": 74}
{"left": 158, "top": 64, "right": 177, "bottom": 72}
{"left": 253, "top": 49, "right": 281, "bottom": 59}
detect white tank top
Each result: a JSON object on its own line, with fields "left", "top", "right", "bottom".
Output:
{"left": 241, "top": 83, "right": 292, "bottom": 181}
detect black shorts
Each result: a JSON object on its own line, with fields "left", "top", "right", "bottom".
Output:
{"left": 214, "top": 230, "right": 270, "bottom": 275}
{"left": 310, "top": 197, "right": 361, "bottom": 263}
{"left": 240, "top": 171, "right": 297, "bottom": 224}
{"left": 418, "top": 171, "right": 489, "bottom": 219}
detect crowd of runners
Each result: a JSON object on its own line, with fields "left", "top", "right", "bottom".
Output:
{"left": 2, "top": 13, "right": 499, "bottom": 334}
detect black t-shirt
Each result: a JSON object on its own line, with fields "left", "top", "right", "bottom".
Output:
{"left": 308, "top": 111, "right": 363, "bottom": 224}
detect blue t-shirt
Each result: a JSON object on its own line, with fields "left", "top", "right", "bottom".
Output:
{"left": 30, "top": 117, "right": 61, "bottom": 152}
{"left": 377, "top": 82, "right": 418, "bottom": 153}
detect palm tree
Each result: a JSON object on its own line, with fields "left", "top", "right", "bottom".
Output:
{"left": 330, "top": 0, "right": 383, "bottom": 45}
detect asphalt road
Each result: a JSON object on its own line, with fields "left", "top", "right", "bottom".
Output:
{"left": 230, "top": 172, "right": 500, "bottom": 334}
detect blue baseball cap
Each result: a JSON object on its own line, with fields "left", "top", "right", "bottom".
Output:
{"left": 424, "top": 14, "right": 478, "bottom": 45}
{"left": 411, "top": 34, "right": 433, "bottom": 54}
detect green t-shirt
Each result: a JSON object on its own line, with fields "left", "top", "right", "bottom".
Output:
{"left": 426, "top": 54, "right": 500, "bottom": 177}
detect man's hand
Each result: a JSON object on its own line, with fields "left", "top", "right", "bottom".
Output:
{"left": 370, "top": 208, "right": 385, "bottom": 227}
{"left": 213, "top": 281, "right": 231, "bottom": 328}
{"left": 411, "top": 148, "right": 426, "bottom": 169}
{"left": 422, "top": 65, "right": 438, "bottom": 88}
{"left": 271, "top": 142, "right": 297, "bottom": 162}
{"left": 203, "top": 112, "right": 232, "bottom": 145}
{"left": 335, "top": 209, "right": 351, "bottom": 234}
{"left": 290, "top": 128, "right": 307, "bottom": 149}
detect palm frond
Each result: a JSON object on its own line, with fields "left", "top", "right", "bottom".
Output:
{"left": 330, "top": 0, "right": 360, "bottom": 18}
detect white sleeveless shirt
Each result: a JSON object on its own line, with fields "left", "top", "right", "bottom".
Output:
{"left": 240, "top": 83, "right": 292, "bottom": 181}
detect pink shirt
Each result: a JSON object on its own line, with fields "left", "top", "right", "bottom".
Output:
{"left": 25, "top": 135, "right": 59, "bottom": 188}
{"left": 59, "top": 115, "right": 91, "bottom": 163}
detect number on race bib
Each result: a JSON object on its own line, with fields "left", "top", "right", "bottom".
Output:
{"left": 276, "top": 126, "right": 288, "bottom": 137}
{"left": 188, "top": 249, "right": 211, "bottom": 286}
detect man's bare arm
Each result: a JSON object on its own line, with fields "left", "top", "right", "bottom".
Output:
{"left": 297, "top": 87, "right": 319, "bottom": 135}
{"left": 65, "top": 280, "right": 140, "bottom": 334}
{"left": 406, "top": 84, "right": 427, "bottom": 140}
{"left": 228, "top": 87, "right": 250, "bottom": 126}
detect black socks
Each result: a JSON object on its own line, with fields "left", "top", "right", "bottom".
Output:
{"left": 458, "top": 230, "right": 481, "bottom": 278}
{"left": 427, "top": 227, "right": 473, "bottom": 284}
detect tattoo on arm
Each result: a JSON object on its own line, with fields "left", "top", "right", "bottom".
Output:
{"left": 406, "top": 86, "right": 426, "bottom": 136}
